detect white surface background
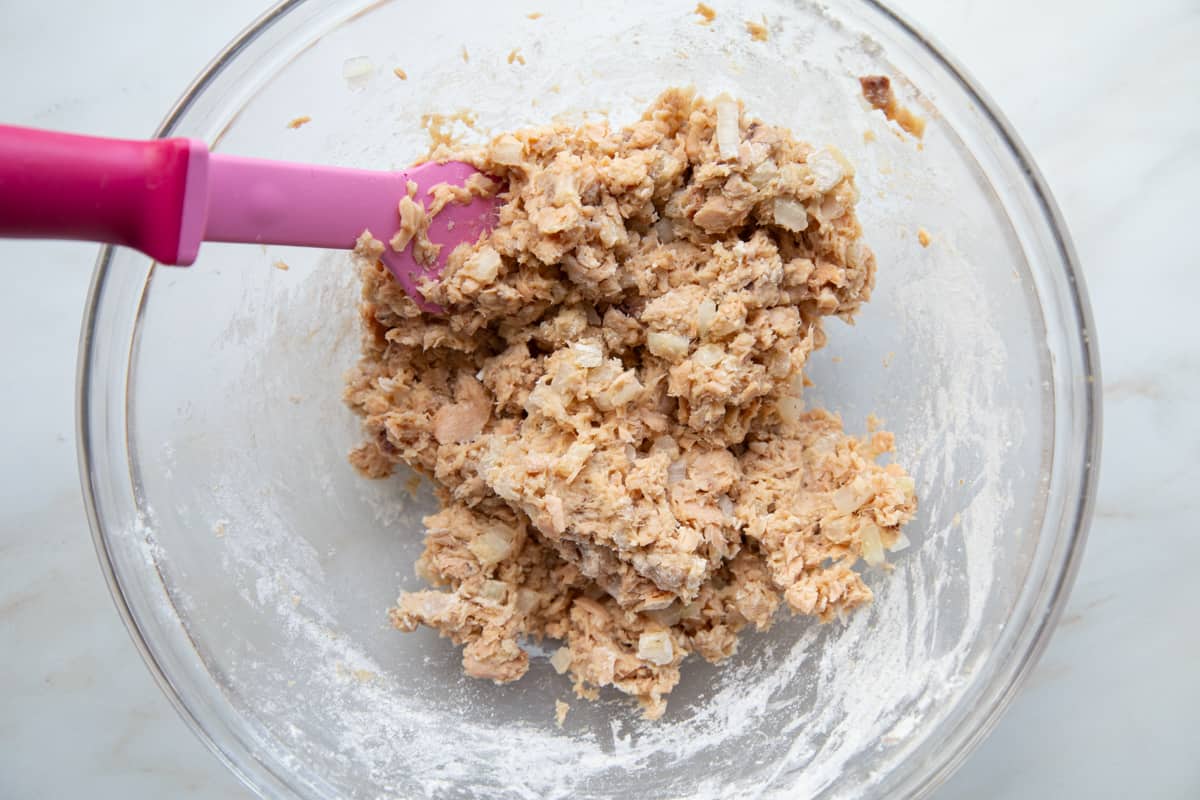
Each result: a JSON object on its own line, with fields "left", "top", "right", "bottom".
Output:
{"left": 1, "top": 0, "right": 1197, "bottom": 797}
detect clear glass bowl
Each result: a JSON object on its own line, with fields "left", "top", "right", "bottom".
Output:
{"left": 78, "top": 1, "right": 1100, "bottom": 797}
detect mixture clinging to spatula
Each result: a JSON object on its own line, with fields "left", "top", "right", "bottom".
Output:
{"left": 345, "top": 88, "right": 917, "bottom": 720}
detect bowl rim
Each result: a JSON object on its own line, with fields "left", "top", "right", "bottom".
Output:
{"left": 76, "top": 1, "right": 1102, "bottom": 797}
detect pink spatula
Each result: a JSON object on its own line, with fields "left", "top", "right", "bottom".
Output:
{"left": 0, "top": 125, "right": 499, "bottom": 310}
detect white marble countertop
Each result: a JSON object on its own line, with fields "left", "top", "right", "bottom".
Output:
{"left": 1, "top": 0, "right": 1196, "bottom": 797}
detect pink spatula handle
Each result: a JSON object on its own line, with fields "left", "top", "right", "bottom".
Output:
{"left": 0, "top": 124, "right": 205, "bottom": 263}
{"left": 0, "top": 124, "right": 409, "bottom": 262}
{"left": 0, "top": 124, "right": 496, "bottom": 307}
{"left": 203, "top": 154, "right": 413, "bottom": 251}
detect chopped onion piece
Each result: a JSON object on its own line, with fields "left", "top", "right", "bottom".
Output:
{"left": 819, "top": 195, "right": 843, "bottom": 222}
{"left": 860, "top": 522, "right": 886, "bottom": 567}
{"left": 715, "top": 95, "right": 741, "bottom": 160}
{"left": 667, "top": 459, "right": 688, "bottom": 484}
{"left": 832, "top": 486, "right": 858, "bottom": 514}
{"left": 571, "top": 341, "right": 603, "bottom": 368}
{"left": 832, "top": 476, "right": 872, "bottom": 514}
{"left": 650, "top": 436, "right": 679, "bottom": 456}
{"left": 555, "top": 441, "right": 595, "bottom": 483}
{"left": 807, "top": 148, "right": 845, "bottom": 192}
{"left": 748, "top": 158, "right": 779, "bottom": 188}
{"left": 342, "top": 56, "right": 375, "bottom": 88}
{"left": 552, "top": 170, "right": 579, "bottom": 204}
{"left": 479, "top": 579, "right": 509, "bottom": 604}
{"left": 592, "top": 647, "right": 617, "bottom": 683}
{"left": 606, "top": 371, "right": 644, "bottom": 406}
{"left": 463, "top": 245, "right": 502, "bottom": 283}
{"left": 846, "top": 238, "right": 868, "bottom": 269}
{"left": 718, "top": 495, "right": 735, "bottom": 519}
{"left": 696, "top": 298, "right": 717, "bottom": 336}
{"left": 821, "top": 515, "right": 852, "bottom": 543}
{"left": 515, "top": 588, "right": 542, "bottom": 614}
{"left": 637, "top": 631, "right": 675, "bottom": 665}
{"left": 468, "top": 528, "right": 514, "bottom": 566}
{"left": 647, "top": 331, "right": 691, "bottom": 360}
{"left": 778, "top": 395, "right": 805, "bottom": 424}
{"left": 587, "top": 360, "right": 621, "bottom": 389}
{"left": 888, "top": 531, "right": 911, "bottom": 553}
{"left": 549, "top": 646, "right": 572, "bottom": 674}
{"left": 491, "top": 134, "right": 525, "bottom": 166}
{"left": 773, "top": 197, "right": 809, "bottom": 232}
{"left": 693, "top": 343, "right": 724, "bottom": 367}
{"left": 788, "top": 372, "right": 807, "bottom": 396}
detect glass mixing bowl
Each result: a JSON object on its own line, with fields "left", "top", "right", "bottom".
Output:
{"left": 78, "top": 0, "right": 1100, "bottom": 797}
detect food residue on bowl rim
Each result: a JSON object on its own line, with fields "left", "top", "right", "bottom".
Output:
{"left": 694, "top": 3, "right": 717, "bottom": 25}
{"left": 859, "top": 75, "right": 926, "bottom": 139}
{"left": 745, "top": 17, "right": 769, "bottom": 42}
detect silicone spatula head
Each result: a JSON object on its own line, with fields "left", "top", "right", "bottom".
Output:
{"left": 378, "top": 160, "right": 501, "bottom": 312}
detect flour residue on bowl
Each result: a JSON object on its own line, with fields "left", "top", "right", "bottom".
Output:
{"left": 128, "top": 171, "right": 1013, "bottom": 800}
{"left": 116, "top": 3, "right": 1037, "bottom": 796}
